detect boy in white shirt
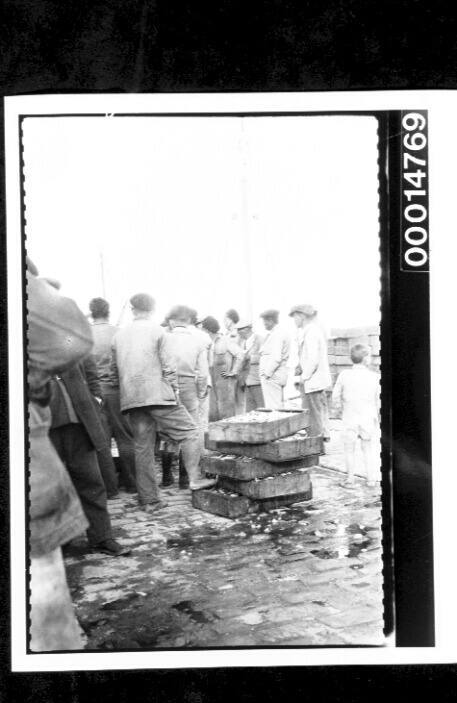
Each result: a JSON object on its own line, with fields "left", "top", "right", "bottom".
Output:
{"left": 332, "top": 344, "right": 380, "bottom": 488}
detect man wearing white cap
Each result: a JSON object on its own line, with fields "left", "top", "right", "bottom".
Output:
{"left": 236, "top": 320, "right": 265, "bottom": 412}
{"left": 289, "top": 304, "right": 331, "bottom": 439}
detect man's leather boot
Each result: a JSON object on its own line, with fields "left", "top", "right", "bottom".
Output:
{"left": 178, "top": 454, "right": 190, "bottom": 489}
{"left": 160, "top": 451, "right": 174, "bottom": 487}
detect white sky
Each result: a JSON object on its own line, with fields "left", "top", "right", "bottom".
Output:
{"left": 23, "top": 114, "right": 380, "bottom": 335}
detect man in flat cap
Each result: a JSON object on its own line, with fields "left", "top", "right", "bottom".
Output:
{"left": 289, "top": 304, "right": 331, "bottom": 439}
{"left": 165, "top": 305, "right": 213, "bottom": 488}
{"left": 110, "top": 294, "right": 214, "bottom": 509}
{"left": 258, "top": 309, "right": 291, "bottom": 409}
{"left": 236, "top": 320, "right": 265, "bottom": 412}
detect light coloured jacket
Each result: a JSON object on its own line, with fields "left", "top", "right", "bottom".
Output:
{"left": 259, "top": 326, "right": 291, "bottom": 387}
{"left": 298, "top": 321, "right": 332, "bottom": 393}
{"left": 240, "top": 333, "right": 264, "bottom": 386}
{"left": 110, "top": 316, "right": 179, "bottom": 411}
{"left": 167, "top": 325, "right": 209, "bottom": 398}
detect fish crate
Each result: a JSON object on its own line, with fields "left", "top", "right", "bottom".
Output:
{"left": 202, "top": 453, "right": 318, "bottom": 481}
{"left": 208, "top": 408, "right": 310, "bottom": 444}
{"left": 191, "top": 488, "right": 252, "bottom": 518}
{"left": 205, "top": 432, "right": 323, "bottom": 462}
{"left": 257, "top": 486, "right": 313, "bottom": 511}
{"left": 219, "top": 467, "right": 312, "bottom": 500}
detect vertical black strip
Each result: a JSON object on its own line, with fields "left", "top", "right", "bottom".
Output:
{"left": 388, "top": 110, "right": 434, "bottom": 645}
{"left": 18, "top": 115, "right": 31, "bottom": 652}
{"left": 377, "top": 111, "right": 394, "bottom": 639}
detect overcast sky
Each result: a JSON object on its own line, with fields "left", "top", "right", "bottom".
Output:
{"left": 23, "top": 114, "right": 380, "bottom": 335}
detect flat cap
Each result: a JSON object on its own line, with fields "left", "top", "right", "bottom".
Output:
{"left": 260, "top": 309, "right": 279, "bottom": 323}
{"left": 130, "top": 293, "right": 155, "bottom": 312}
{"left": 289, "top": 304, "right": 317, "bottom": 317}
{"left": 201, "top": 316, "right": 220, "bottom": 334}
{"left": 236, "top": 319, "right": 253, "bottom": 330}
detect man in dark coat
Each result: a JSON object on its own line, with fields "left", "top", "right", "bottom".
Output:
{"left": 49, "top": 357, "right": 130, "bottom": 556}
{"left": 89, "top": 297, "right": 136, "bottom": 494}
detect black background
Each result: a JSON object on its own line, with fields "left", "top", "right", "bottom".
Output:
{"left": 1, "top": 0, "right": 454, "bottom": 698}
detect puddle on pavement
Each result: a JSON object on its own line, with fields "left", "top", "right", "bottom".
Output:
{"left": 310, "top": 537, "right": 371, "bottom": 560}
{"left": 172, "top": 600, "right": 214, "bottom": 624}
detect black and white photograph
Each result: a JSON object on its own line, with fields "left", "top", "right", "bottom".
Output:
{"left": 4, "top": 92, "right": 452, "bottom": 670}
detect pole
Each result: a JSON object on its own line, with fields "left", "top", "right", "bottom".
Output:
{"left": 99, "top": 251, "right": 106, "bottom": 299}
{"left": 240, "top": 120, "right": 254, "bottom": 321}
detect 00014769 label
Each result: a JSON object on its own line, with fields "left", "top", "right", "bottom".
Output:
{"left": 400, "top": 110, "right": 429, "bottom": 272}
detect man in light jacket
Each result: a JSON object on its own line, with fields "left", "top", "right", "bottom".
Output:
{"left": 258, "top": 309, "right": 291, "bottom": 409}
{"left": 289, "top": 304, "right": 332, "bottom": 438}
{"left": 110, "top": 294, "right": 214, "bottom": 511}
{"left": 164, "top": 305, "right": 213, "bottom": 489}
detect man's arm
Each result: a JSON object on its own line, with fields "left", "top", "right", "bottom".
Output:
{"left": 300, "top": 327, "right": 321, "bottom": 381}
{"left": 222, "top": 338, "right": 245, "bottom": 377}
{"left": 108, "top": 342, "right": 120, "bottom": 390}
{"left": 83, "top": 355, "right": 102, "bottom": 401}
{"left": 196, "top": 344, "right": 210, "bottom": 398}
{"left": 261, "top": 330, "right": 283, "bottom": 378}
{"left": 158, "top": 331, "right": 179, "bottom": 395}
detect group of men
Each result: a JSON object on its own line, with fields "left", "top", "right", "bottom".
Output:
{"left": 27, "top": 256, "right": 333, "bottom": 650}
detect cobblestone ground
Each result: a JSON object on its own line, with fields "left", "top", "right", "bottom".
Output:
{"left": 65, "top": 423, "right": 384, "bottom": 649}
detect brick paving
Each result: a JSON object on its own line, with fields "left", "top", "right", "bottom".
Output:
{"left": 65, "top": 426, "right": 384, "bottom": 649}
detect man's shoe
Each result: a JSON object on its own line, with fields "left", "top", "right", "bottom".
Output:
{"left": 142, "top": 500, "right": 168, "bottom": 514}
{"left": 189, "top": 478, "right": 217, "bottom": 491}
{"left": 91, "top": 539, "right": 131, "bottom": 556}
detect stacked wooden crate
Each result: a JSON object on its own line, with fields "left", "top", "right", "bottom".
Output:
{"left": 192, "top": 409, "right": 323, "bottom": 519}
{"left": 327, "top": 326, "right": 380, "bottom": 417}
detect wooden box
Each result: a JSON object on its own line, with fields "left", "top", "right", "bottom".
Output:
{"left": 219, "top": 468, "right": 312, "bottom": 499}
{"left": 191, "top": 488, "right": 252, "bottom": 518}
{"left": 202, "top": 453, "right": 318, "bottom": 481}
{"left": 205, "top": 432, "right": 323, "bottom": 462}
{"left": 208, "top": 408, "right": 309, "bottom": 445}
{"left": 257, "top": 486, "right": 313, "bottom": 511}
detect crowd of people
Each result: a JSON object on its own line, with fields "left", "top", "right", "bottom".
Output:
{"left": 26, "top": 257, "right": 380, "bottom": 651}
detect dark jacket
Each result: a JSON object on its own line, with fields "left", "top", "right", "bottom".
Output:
{"left": 27, "top": 272, "right": 91, "bottom": 556}
{"left": 50, "top": 356, "right": 108, "bottom": 452}
{"left": 27, "top": 271, "right": 94, "bottom": 403}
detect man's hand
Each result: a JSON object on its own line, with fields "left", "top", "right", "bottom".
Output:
{"left": 221, "top": 371, "right": 236, "bottom": 378}
{"left": 295, "top": 364, "right": 302, "bottom": 377}
{"left": 94, "top": 396, "right": 103, "bottom": 407}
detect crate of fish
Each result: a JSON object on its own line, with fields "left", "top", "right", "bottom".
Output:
{"left": 218, "top": 467, "right": 312, "bottom": 500}
{"left": 202, "top": 452, "right": 318, "bottom": 481}
{"left": 205, "top": 431, "right": 322, "bottom": 462}
{"left": 207, "top": 408, "right": 310, "bottom": 445}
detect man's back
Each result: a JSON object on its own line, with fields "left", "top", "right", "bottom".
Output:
{"left": 168, "top": 326, "right": 208, "bottom": 380}
{"left": 91, "top": 321, "right": 117, "bottom": 386}
{"left": 112, "top": 318, "right": 178, "bottom": 411}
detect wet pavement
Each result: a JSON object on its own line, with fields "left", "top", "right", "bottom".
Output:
{"left": 65, "top": 428, "right": 384, "bottom": 649}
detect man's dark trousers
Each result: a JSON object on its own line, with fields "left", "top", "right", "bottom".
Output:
{"left": 50, "top": 423, "right": 113, "bottom": 546}
{"left": 100, "top": 389, "right": 136, "bottom": 491}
